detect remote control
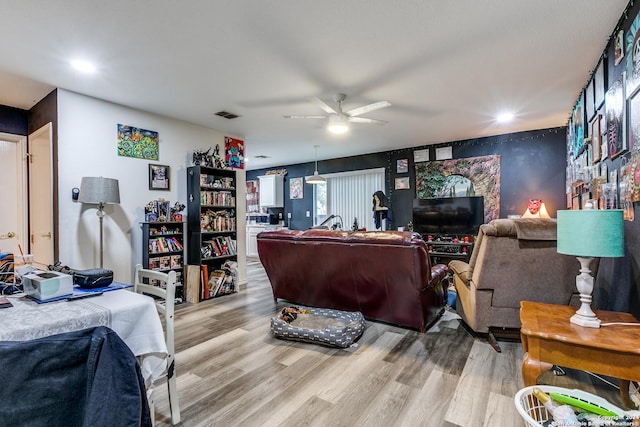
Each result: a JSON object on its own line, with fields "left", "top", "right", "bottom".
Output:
{"left": 66, "top": 292, "right": 104, "bottom": 301}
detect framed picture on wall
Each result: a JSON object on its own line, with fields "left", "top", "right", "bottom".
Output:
{"left": 615, "top": 29, "right": 625, "bottom": 65}
{"left": 586, "top": 80, "right": 595, "bottom": 124}
{"left": 395, "top": 177, "right": 410, "bottom": 190}
{"left": 606, "top": 74, "right": 626, "bottom": 159}
{"left": 396, "top": 158, "right": 408, "bottom": 173}
{"left": 149, "top": 164, "right": 170, "bottom": 190}
{"left": 627, "top": 86, "right": 640, "bottom": 152}
{"left": 591, "top": 114, "right": 602, "bottom": 163}
{"left": 290, "top": 177, "right": 303, "bottom": 199}
{"left": 571, "top": 93, "right": 585, "bottom": 158}
{"left": 594, "top": 58, "right": 606, "bottom": 109}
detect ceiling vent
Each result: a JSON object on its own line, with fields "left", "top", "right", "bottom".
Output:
{"left": 215, "top": 111, "right": 240, "bottom": 119}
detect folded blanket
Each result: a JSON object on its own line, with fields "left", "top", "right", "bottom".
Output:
{"left": 511, "top": 218, "right": 557, "bottom": 241}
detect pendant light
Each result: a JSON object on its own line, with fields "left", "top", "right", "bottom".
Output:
{"left": 306, "top": 145, "right": 326, "bottom": 184}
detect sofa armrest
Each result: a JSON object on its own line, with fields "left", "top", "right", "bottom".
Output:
{"left": 430, "top": 263, "right": 448, "bottom": 285}
{"left": 448, "top": 260, "right": 470, "bottom": 284}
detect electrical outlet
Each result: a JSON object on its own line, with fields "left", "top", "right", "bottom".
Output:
{"left": 306, "top": 211, "right": 310, "bottom": 217}
{"left": 287, "top": 212, "right": 292, "bottom": 219}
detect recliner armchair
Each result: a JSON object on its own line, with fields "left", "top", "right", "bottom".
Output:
{"left": 449, "top": 218, "right": 586, "bottom": 338}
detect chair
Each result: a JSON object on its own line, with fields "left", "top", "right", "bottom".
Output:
{"left": 0, "top": 326, "right": 151, "bottom": 427}
{"left": 448, "top": 218, "right": 584, "bottom": 346}
{"left": 134, "top": 264, "right": 181, "bottom": 425}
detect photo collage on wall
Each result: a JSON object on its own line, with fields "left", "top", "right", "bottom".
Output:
{"left": 566, "top": 9, "right": 640, "bottom": 218}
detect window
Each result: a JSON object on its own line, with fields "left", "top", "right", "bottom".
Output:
{"left": 313, "top": 168, "right": 385, "bottom": 231}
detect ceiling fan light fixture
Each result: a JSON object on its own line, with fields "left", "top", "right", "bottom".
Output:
{"left": 327, "top": 114, "right": 350, "bottom": 134}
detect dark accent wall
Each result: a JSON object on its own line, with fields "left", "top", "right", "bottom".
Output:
{"left": 248, "top": 127, "right": 567, "bottom": 232}
{"left": 0, "top": 105, "right": 28, "bottom": 135}
{"left": 572, "top": 1, "right": 640, "bottom": 318}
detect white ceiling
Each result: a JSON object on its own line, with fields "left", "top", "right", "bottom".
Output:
{"left": 0, "top": 1, "right": 628, "bottom": 170}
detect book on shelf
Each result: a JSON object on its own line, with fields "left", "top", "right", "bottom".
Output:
{"left": 170, "top": 255, "right": 182, "bottom": 268}
{"left": 167, "top": 237, "right": 183, "bottom": 250}
{"left": 149, "top": 258, "right": 160, "bottom": 271}
{"left": 201, "top": 264, "right": 209, "bottom": 299}
{"left": 159, "top": 256, "right": 171, "bottom": 270}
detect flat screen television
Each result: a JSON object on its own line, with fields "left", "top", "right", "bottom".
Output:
{"left": 412, "top": 196, "right": 484, "bottom": 236}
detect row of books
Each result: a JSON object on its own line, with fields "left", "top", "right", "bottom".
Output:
{"left": 149, "top": 236, "right": 184, "bottom": 254}
{"left": 200, "top": 215, "right": 236, "bottom": 233}
{"left": 200, "top": 191, "right": 235, "bottom": 207}
{"left": 147, "top": 268, "right": 183, "bottom": 288}
{"left": 149, "top": 254, "right": 183, "bottom": 270}
{"left": 201, "top": 236, "right": 237, "bottom": 259}
{"left": 201, "top": 261, "right": 237, "bottom": 299}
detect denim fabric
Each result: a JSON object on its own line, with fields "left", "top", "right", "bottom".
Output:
{"left": 0, "top": 326, "right": 151, "bottom": 427}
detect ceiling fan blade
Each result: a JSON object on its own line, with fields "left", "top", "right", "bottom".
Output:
{"left": 345, "top": 101, "right": 391, "bottom": 117}
{"left": 309, "top": 96, "right": 338, "bottom": 115}
{"left": 348, "top": 117, "right": 387, "bottom": 125}
{"left": 283, "top": 115, "right": 327, "bottom": 119}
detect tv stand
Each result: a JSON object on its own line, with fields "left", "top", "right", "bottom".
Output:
{"left": 422, "top": 233, "right": 474, "bottom": 265}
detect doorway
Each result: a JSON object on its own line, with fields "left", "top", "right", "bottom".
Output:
{"left": 0, "top": 133, "right": 28, "bottom": 256}
{"left": 28, "top": 123, "right": 54, "bottom": 266}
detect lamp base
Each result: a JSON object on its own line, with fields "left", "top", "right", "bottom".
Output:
{"left": 570, "top": 312, "right": 601, "bottom": 328}
{"left": 570, "top": 256, "right": 601, "bottom": 329}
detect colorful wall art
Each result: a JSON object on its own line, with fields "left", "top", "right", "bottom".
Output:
{"left": 415, "top": 154, "right": 501, "bottom": 222}
{"left": 290, "top": 177, "right": 303, "bottom": 199}
{"left": 117, "top": 124, "right": 159, "bottom": 160}
{"left": 224, "top": 137, "right": 244, "bottom": 169}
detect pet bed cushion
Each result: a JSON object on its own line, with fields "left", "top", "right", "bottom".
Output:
{"left": 271, "top": 307, "right": 366, "bottom": 348}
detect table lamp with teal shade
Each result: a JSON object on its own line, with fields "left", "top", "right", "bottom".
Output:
{"left": 557, "top": 209, "right": 624, "bottom": 328}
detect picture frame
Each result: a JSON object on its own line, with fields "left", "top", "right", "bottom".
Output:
{"left": 413, "top": 149, "right": 429, "bottom": 163}
{"left": 395, "top": 177, "right": 410, "bottom": 190}
{"left": 290, "top": 177, "right": 303, "bottom": 199}
{"left": 626, "top": 12, "right": 640, "bottom": 99}
{"left": 606, "top": 74, "right": 626, "bottom": 159}
{"left": 571, "top": 93, "right": 585, "bottom": 158}
{"left": 614, "top": 29, "right": 625, "bottom": 66}
{"left": 586, "top": 80, "right": 595, "bottom": 124}
{"left": 149, "top": 164, "right": 170, "bottom": 190}
{"left": 594, "top": 58, "right": 606, "bottom": 109}
{"left": 591, "top": 114, "right": 601, "bottom": 164}
{"left": 627, "top": 86, "right": 640, "bottom": 152}
{"left": 396, "top": 158, "right": 408, "bottom": 174}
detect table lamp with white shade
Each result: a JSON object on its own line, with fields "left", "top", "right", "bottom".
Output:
{"left": 556, "top": 209, "right": 624, "bottom": 328}
{"left": 78, "top": 177, "right": 120, "bottom": 268}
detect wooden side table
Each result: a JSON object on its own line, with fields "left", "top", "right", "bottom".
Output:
{"left": 520, "top": 301, "right": 640, "bottom": 406}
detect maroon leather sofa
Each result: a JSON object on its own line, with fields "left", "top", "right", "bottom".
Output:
{"left": 256, "top": 229, "right": 448, "bottom": 332}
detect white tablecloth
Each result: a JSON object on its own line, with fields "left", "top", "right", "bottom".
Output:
{"left": 0, "top": 289, "right": 167, "bottom": 385}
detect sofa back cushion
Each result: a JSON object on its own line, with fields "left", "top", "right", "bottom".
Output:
{"left": 257, "top": 229, "right": 434, "bottom": 319}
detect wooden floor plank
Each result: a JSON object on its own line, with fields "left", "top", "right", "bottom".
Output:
{"left": 151, "top": 261, "right": 626, "bottom": 427}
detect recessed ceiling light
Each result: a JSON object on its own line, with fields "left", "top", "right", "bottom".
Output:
{"left": 70, "top": 60, "right": 96, "bottom": 73}
{"left": 496, "top": 112, "right": 514, "bottom": 123}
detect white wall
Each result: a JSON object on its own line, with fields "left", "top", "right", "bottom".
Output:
{"left": 56, "top": 89, "right": 246, "bottom": 285}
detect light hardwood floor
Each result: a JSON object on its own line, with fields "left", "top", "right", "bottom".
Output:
{"left": 154, "top": 260, "right": 626, "bottom": 427}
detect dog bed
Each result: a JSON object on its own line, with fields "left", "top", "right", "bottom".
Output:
{"left": 271, "top": 306, "right": 366, "bottom": 348}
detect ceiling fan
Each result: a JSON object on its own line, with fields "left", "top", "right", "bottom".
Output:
{"left": 284, "top": 93, "right": 391, "bottom": 134}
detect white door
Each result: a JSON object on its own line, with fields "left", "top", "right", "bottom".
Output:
{"left": 28, "top": 123, "right": 54, "bottom": 266}
{"left": 0, "top": 133, "right": 28, "bottom": 257}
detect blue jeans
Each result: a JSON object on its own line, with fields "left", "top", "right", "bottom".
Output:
{"left": 0, "top": 326, "right": 151, "bottom": 427}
